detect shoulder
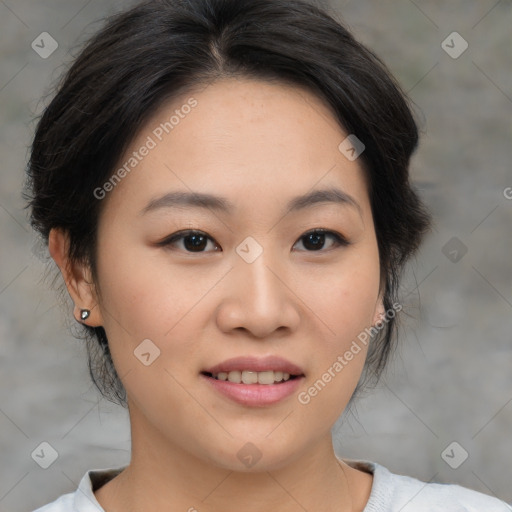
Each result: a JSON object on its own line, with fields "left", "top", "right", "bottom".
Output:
{"left": 31, "top": 492, "right": 74, "bottom": 512}
{"left": 343, "top": 459, "right": 512, "bottom": 512}
{"left": 30, "top": 465, "right": 126, "bottom": 512}
{"left": 380, "top": 467, "right": 511, "bottom": 512}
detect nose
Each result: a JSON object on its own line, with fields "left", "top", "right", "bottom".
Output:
{"left": 215, "top": 246, "right": 301, "bottom": 339}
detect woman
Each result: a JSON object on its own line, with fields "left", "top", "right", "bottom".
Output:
{"left": 25, "top": 0, "right": 509, "bottom": 510}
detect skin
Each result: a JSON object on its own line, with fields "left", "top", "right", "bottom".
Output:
{"left": 49, "top": 77, "right": 385, "bottom": 512}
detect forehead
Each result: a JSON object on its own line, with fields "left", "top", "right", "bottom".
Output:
{"left": 101, "top": 77, "right": 370, "bottom": 218}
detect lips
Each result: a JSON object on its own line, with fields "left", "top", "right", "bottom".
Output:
{"left": 201, "top": 356, "right": 306, "bottom": 406}
{"left": 201, "top": 355, "right": 305, "bottom": 406}
{"left": 202, "top": 355, "right": 305, "bottom": 380}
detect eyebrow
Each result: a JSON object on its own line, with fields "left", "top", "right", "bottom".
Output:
{"left": 140, "top": 187, "right": 362, "bottom": 217}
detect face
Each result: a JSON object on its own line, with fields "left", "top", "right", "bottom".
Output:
{"left": 65, "top": 78, "right": 384, "bottom": 471}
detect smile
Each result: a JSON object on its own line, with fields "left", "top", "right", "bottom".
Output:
{"left": 205, "top": 370, "right": 297, "bottom": 385}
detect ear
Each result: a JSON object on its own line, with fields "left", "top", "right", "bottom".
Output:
{"left": 372, "top": 295, "right": 386, "bottom": 326}
{"left": 372, "top": 278, "right": 386, "bottom": 326}
{"left": 48, "top": 227, "right": 103, "bottom": 327}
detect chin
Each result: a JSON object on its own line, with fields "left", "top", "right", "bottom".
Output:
{"left": 199, "top": 436, "right": 305, "bottom": 473}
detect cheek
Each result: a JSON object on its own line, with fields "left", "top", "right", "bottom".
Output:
{"left": 93, "top": 240, "right": 206, "bottom": 415}
{"left": 95, "top": 235, "right": 196, "bottom": 334}
{"left": 291, "top": 248, "right": 380, "bottom": 412}
{"left": 297, "top": 249, "right": 381, "bottom": 348}
{"left": 93, "top": 236, "right": 224, "bottom": 377}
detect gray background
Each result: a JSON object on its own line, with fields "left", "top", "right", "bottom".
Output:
{"left": 0, "top": 0, "right": 511, "bottom": 510}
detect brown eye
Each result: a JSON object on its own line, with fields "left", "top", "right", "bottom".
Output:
{"left": 293, "top": 229, "right": 349, "bottom": 252}
{"left": 158, "top": 228, "right": 349, "bottom": 254}
{"left": 158, "top": 230, "right": 220, "bottom": 253}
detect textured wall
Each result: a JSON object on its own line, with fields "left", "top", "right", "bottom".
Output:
{"left": 0, "top": 1, "right": 510, "bottom": 510}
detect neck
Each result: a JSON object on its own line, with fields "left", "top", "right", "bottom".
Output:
{"left": 101, "top": 411, "right": 357, "bottom": 512}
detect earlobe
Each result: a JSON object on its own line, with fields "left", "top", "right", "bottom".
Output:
{"left": 372, "top": 295, "right": 386, "bottom": 326}
{"left": 48, "top": 228, "right": 103, "bottom": 327}
{"left": 372, "top": 274, "right": 387, "bottom": 326}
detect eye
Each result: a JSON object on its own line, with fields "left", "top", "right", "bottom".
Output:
{"left": 157, "top": 228, "right": 349, "bottom": 254}
{"left": 293, "top": 229, "right": 350, "bottom": 252}
{"left": 157, "top": 230, "right": 220, "bottom": 253}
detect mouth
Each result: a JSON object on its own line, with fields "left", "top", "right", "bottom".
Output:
{"left": 201, "top": 370, "right": 302, "bottom": 385}
{"left": 201, "top": 356, "right": 305, "bottom": 406}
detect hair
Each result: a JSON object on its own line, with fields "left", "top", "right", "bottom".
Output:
{"left": 24, "top": 0, "right": 432, "bottom": 409}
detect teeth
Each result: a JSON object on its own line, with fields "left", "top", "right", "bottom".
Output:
{"left": 228, "top": 371, "right": 241, "bottom": 383}
{"left": 256, "top": 371, "right": 274, "bottom": 385}
{"left": 212, "top": 370, "right": 294, "bottom": 384}
{"left": 241, "top": 370, "right": 258, "bottom": 384}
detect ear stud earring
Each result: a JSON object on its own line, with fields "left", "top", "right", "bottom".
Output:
{"left": 80, "top": 309, "right": 91, "bottom": 321}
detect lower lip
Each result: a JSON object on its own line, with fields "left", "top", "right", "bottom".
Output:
{"left": 201, "top": 374, "right": 304, "bottom": 407}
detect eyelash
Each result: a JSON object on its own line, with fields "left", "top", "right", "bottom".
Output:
{"left": 156, "top": 228, "right": 350, "bottom": 254}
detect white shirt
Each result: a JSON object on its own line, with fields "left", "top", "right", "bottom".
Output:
{"left": 32, "top": 459, "right": 511, "bottom": 511}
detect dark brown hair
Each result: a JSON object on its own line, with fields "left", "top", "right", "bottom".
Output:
{"left": 24, "top": 0, "right": 431, "bottom": 408}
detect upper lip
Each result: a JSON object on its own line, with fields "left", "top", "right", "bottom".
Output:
{"left": 203, "top": 356, "right": 305, "bottom": 376}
